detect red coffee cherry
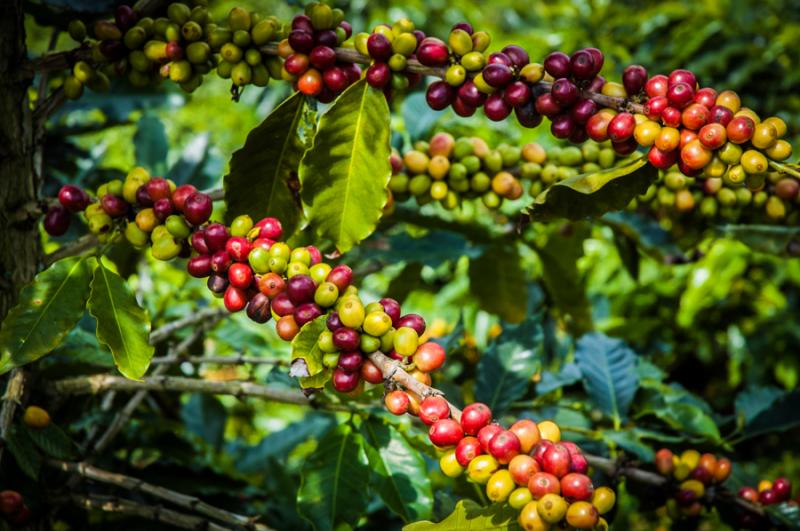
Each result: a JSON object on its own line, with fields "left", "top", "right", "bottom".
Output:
{"left": 455, "top": 436, "right": 483, "bottom": 466}
{"left": 171, "top": 184, "right": 197, "bottom": 212}
{"left": 541, "top": 443, "right": 572, "bottom": 478}
{"left": 543, "top": 51, "right": 570, "bottom": 79}
{"left": 294, "top": 302, "right": 323, "bottom": 326}
{"left": 477, "top": 423, "right": 504, "bottom": 452}
{"left": 413, "top": 342, "right": 446, "bottom": 372}
{"left": 361, "top": 360, "right": 384, "bottom": 384}
{"left": 337, "top": 351, "right": 364, "bottom": 373}
{"left": 645, "top": 74, "right": 669, "bottom": 97}
{"left": 429, "top": 418, "right": 464, "bottom": 447}
{"left": 58, "top": 184, "right": 90, "bottom": 212}
{"left": 416, "top": 37, "right": 449, "bottom": 67}
{"left": 461, "top": 403, "right": 493, "bottom": 435}
{"left": 561, "top": 472, "right": 594, "bottom": 501}
{"left": 332, "top": 368, "right": 360, "bottom": 392}
{"left": 223, "top": 285, "right": 248, "bottom": 312}
{"left": 384, "top": 390, "right": 410, "bottom": 415}
{"left": 488, "top": 429, "right": 521, "bottom": 465}
{"left": 183, "top": 192, "right": 213, "bottom": 225}
{"left": 528, "top": 471, "right": 561, "bottom": 499}
{"left": 607, "top": 112, "right": 636, "bottom": 142}
{"left": 419, "top": 396, "right": 451, "bottom": 425}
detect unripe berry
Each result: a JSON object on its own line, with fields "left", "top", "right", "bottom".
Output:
{"left": 565, "top": 500, "right": 598, "bottom": 528}
{"left": 509, "top": 419, "right": 541, "bottom": 454}
{"left": 509, "top": 454, "right": 540, "bottom": 486}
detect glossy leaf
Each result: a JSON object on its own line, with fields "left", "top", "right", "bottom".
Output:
{"left": 0, "top": 256, "right": 94, "bottom": 374}
{"left": 300, "top": 79, "right": 392, "bottom": 253}
{"left": 469, "top": 243, "right": 528, "bottom": 323}
{"left": 88, "top": 260, "right": 154, "bottom": 380}
{"left": 297, "top": 424, "right": 370, "bottom": 531}
{"left": 361, "top": 417, "right": 434, "bottom": 522}
{"left": 224, "top": 91, "right": 307, "bottom": 238}
{"left": 574, "top": 333, "right": 639, "bottom": 428}
{"left": 735, "top": 385, "right": 784, "bottom": 426}
{"left": 404, "top": 499, "right": 520, "bottom": 531}
{"left": 740, "top": 390, "right": 800, "bottom": 440}
{"left": 536, "top": 362, "right": 582, "bottom": 395}
{"left": 475, "top": 315, "right": 543, "bottom": 415}
{"left": 134, "top": 113, "right": 168, "bottom": 175}
{"left": 716, "top": 224, "right": 800, "bottom": 256}
{"left": 765, "top": 501, "right": 800, "bottom": 528}
{"left": 524, "top": 156, "right": 656, "bottom": 221}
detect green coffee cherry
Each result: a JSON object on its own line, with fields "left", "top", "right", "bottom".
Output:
{"left": 63, "top": 76, "right": 84, "bottom": 100}
{"left": 318, "top": 331, "right": 337, "bottom": 353}
{"left": 448, "top": 29, "right": 473, "bottom": 56}
{"left": 228, "top": 7, "right": 252, "bottom": 31}
{"left": 165, "top": 215, "right": 191, "bottom": 239}
{"left": 314, "top": 282, "right": 339, "bottom": 307}
{"left": 68, "top": 20, "right": 87, "bottom": 42}
{"left": 231, "top": 61, "right": 252, "bottom": 86}
{"left": 124, "top": 222, "right": 149, "bottom": 247}
{"left": 251, "top": 19, "right": 276, "bottom": 45}
{"left": 167, "top": 2, "right": 191, "bottom": 24}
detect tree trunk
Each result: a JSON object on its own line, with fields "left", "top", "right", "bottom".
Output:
{"left": 0, "top": 0, "right": 37, "bottom": 318}
{"left": 0, "top": 0, "right": 37, "bottom": 468}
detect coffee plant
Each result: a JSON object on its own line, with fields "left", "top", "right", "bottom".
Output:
{"left": 1, "top": 0, "right": 800, "bottom": 529}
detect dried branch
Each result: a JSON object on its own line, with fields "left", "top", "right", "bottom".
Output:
{"left": 69, "top": 493, "right": 237, "bottom": 531}
{"left": 42, "top": 233, "right": 98, "bottom": 266}
{"left": 148, "top": 307, "right": 227, "bottom": 344}
{"left": 47, "top": 374, "right": 310, "bottom": 405}
{"left": 0, "top": 369, "right": 27, "bottom": 465}
{"left": 150, "top": 354, "right": 285, "bottom": 366}
{"left": 51, "top": 460, "right": 271, "bottom": 530}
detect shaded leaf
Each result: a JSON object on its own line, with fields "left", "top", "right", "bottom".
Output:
{"left": 716, "top": 224, "right": 800, "bottom": 256}
{"left": 575, "top": 333, "right": 639, "bottom": 427}
{"left": 740, "top": 390, "right": 800, "bottom": 440}
{"left": 181, "top": 394, "right": 227, "bottom": 451}
{"left": 613, "top": 231, "right": 640, "bottom": 281}
{"left": 49, "top": 327, "right": 115, "bottom": 368}
{"left": 735, "top": 385, "right": 784, "bottom": 426}
{"left": 602, "top": 211, "right": 684, "bottom": 260}
{"left": 361, "top": 417, "right": 434, "bottom": 522}
{"left": 475, "top": 316, "right": 543, "bottom": 415}
{"left": 300, "top": 79, "right": 391, "bottom": 253}
{"left": 0, "top": 256, "right": 93, "bottom": 374}
{"left": 404, "top": 499, "right": 520, "bottom": 531}
{"left": 25, "top": 424, "right": 78, "bottom": 460}
{"left": 297, "top": 424, "right": 370, "bottom": 531}
{"left": 88, "top": 260, "right": 154, "bottom": 380}
{"left": 134, "top": 113, "right": 168, "bottom": 175}
{"left": 469, "top": 244, "right": 527, "bottom": 324}
{"left": 536, "top": 363, "right": 582, "bottom": 395}
{"left": 6, "top": 425, "right": 41, "bottom": 479}
{"left": 524, "top": 157, "right": 657, "bottom": 221}
{"left": 602, "top": 429, "right": 655, "bottom": 462}
{"left": 224, "top": 92, "right": 307, "bottom": 238}
{"left": 765, "top": 501, "right": 800, "bottom": 529}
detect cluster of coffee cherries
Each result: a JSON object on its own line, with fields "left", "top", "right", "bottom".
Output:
{"left": 739, "top": 477, "right": 794, "bottom": 507}
{"left": 654, "top": 449, "right": 732, "bottom": 518}
{"left": 601, "top": 66, "right": 794, "bottom": 178}
{"left": 632, "top": 164, "right": 800, "bottom": 224}
{"left": 0, "top": 491, "right": 29, "bottom": 528}
{"left": 393, "top": 402, "right": 616, "bottom": 529}
{"left": 47, "top": 169, "right": 213, "bottom": 263}
{"left": 277, "top": 6, "right": 360, "bottom": 101}
{"left": 354, "top": 19, "right": 423, "bottom": 97}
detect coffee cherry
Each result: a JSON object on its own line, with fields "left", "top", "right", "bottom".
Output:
{"left": 622, "top": 65, "right": 647, "bottom": 95}
{"left": 773, "top": 478, "right": 792, "bottom": 501}
{"left": 439, "top": 449, "right": 464, "bottom": 478}
{"left": 509, "top": 454, "right": 540, "bottom": 486}
{"left": 486, "top": 469, "right": 516, "bottom": 503}
{"left": 270, "top": 292, "right": 295, "bottom": 317}
{"left": 183, "top": 192, "right": 212, "bottom": 225}
{"left": 326, "top": 311, "right": 343, "bottom": 332}
{"left": 645, "top": 74, "right": 669, "bottom": 97}
{"left": 0, "top": 490, "right": 23, "bottom": 516}
{"left": 44, "top": 205, "right": 71, "bottom": 236}
{"left": 326, "top": 265, "right": 353, "bottom": 291}
{"left": 210, "top": 251, "right": 232, "bottom": 274}
{"left": 477, "top": 423, "right": 503, "bottom": 452}
{"left": 518, "top": 500, "right": 548, "bottom": 530}
{"left": 488, "top": 429, "right": 521, "bottom": 465}
{"left": 206, "top": 274, "right": 228, "bottom": 296}
{"left": 543, "top": 51, "right": 570, "bottom": 79}
{"left": 223, "top": 285, "right": 247, "bottom": 312}
{"left": 361, "top": 360, "right": 383, "bottom": 384}
{"left": 644, "top": 95, "right": 668, "bottom": 120}
{"left": 529, "top": 471, "right": 561, "bottom": 499}
{"left": 667, "top": 82, "right": 694, "bottom": 109}
{"left": 551, "top": 78, "right": 579, "bottom": 106}
{"left": 535, "top": 93, "right": 562, "bottom": 118}
{"left": 484, "top": 93, "right": 512, "bottom": 121}
{"left": 336, "top": 351, "right": 363, "bottom": 373}
{"left": 570, "top": 99, "right": 598, "bottom": 124}
{"left": 418, "top": 396, "right": 451, "bottom": 425}
{"left": 537, "top": 493, "right": 568, "bottom": 524}
{"left": 417, "top": 37, "right": 449, "bottom": 67}
{"left": 101, "top": 194, "right": 129, "bottom": 217}
{"left": 669, "top": 68, "right": 697, "bottom": 89}
{"left": 332, "top": 367, "right": 360, "bottom": 392}
{"left": 607, "top": 112, "right": 635, "bottom": 142}
{"left": 591, "top": 486, "right": 616, "bottom": 515}
{"left": 429, "top": 418, "right": 464, "bottom": 447}
{"left": 680, "top": 140, "right": 712, "bottom": 171}
{"left": 58, "top": 185, "right": 90, "bottom": 212}
{"left": 542, "top": 444, "right": 572, "bottom": 478}
{"left": 461, "top": 403, "right": 493, "bottom": 435}
{"left": 294, "top": 302, "right": 323, "bottom": 326}
{"left": 413, "top": 341, "right": 445, "bottom": 372}
{"left": 384, "top": 390, "right": 409, "bottom": 415}
{"left": 22, "top": 405, "right": 51, "bottom": 429}
{"left": 569, "top": 50, "right": 595, "bottom": 80}
{"left": 227, "top": 263, "right": 253, "bottom": 289}
{"left": 246, "top": 292, "right": 271, "bottom": 323}
{"left": 509, "top": 488, "right": 534, "bottom": 511}
{"left": 565, "top": 500, "right": 598, "bottom": 529}
{"left": 467, "top": 454, "right": 500, "bottom": 484}
{"left": 332, "top": 327, "right": 360, "bottom": 351}
{"left": 561, "top": 473, "right": 594, "bottom": 502}
{"left": 455, "top": 436, "right": 483, "bottom": 467}
{"left": 510, "top": 419, "right": 541, "bottom": 454}
{"left": 681, "top": 103, "right": 709, "bottom": 130}
{"left": 286, "top": 275, "right": 315, "bottom": 305}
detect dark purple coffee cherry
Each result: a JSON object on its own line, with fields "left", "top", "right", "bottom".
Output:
{"left": 44, "top": 205, "right": 70, "bottom": 236}
{"left": 338, "top": 351, "right": 364, "bottom": 372}
{"left": 426, "top": 81, "right": 455, "bottom": 111}
{"left": 367, "top": 33, "right": 392, "bottom": 61}
{"left": 246, "top": 293, "right": 272, "bottom": 323}
{"left": 487, "top": 52, "right": 512, "bottom": 67}
{"left": 271, "top": 292, "right": 296, "bottom": 316}
{"left": 550, "top": 113, "right": 575, "bottom": 139}
{"left": 294, "top": 302, "right": 323, "bottom": 326}
{"left": 452, "top": 97, "right": 476, "bottom": 117}
{"left": 515, "top": 101, "right": 543, "bottom": 128}
{"left": 451, "top": 22, "right": 473, "bottom": 34}
{"left": 287, "top": 275, "right": 316, "bottom": 305}
{"left": 570, "top": 98, "right": 598, "bottom": 124}
{"left": 551, "top": 78, "right": 579, "bottom": 106}
{"left": 101, "top": 194, "right": 129, "bottom": 218}
{"left": 622, "top": 65, "right": 648, "bottom": 96}
{"left": 484, "top": 93, "right": 512, "bottom": 121}
{"left": 535, "top": 93, "right": 562, "bottom": 117}
{"left": 207, "top": 273, "right": 228, "bottom": 296}
{"left": 543, "top": 51, "right": 570, "bottom": 79}
{"left": 187, "top": 255, "right": 212, "bottom": 278}
{"left": 457, "top": 80, "right": 485, "bottom": 107}
{"left": 366, "top": 62, "right": 391, "bottom": 88}
{"left": 482, "top": 63, "right": 513, "bottom": 88}
{"left": 327, "top": 311, "right": 344, "bottom": 331}
{"left": 584, "top": 47, "right": 605, "bottom": 76}
{"left": 379, "top": 298, "right": 401, "bottom": 326}
{"left": 569, "top": 50, "right": 595, "bottom": 80}
{"left": 396, "top": 314, "right": 426, "bottom": 335}
{"left": 153, "top": 198, "right": 173, "bottom": 221}
{"left": 503, "top": 81, "right": 531, "bottom": 106}
{"left": 58, "top": 185, "right": 90, "bottom": 212}
{"left": 501, "top": 45, "right": 529, "bottom": 68}
{"left": 333, "top": 327, "right": 360, "bottom": 351}
{"left": 288, "top": 30, "right": 314, "bottom": 53}
{"left": 204, "top": 223, "right": 230, "bottom": 253}
{"left": 314, "top": 30, "right": 338, "bottom": 48}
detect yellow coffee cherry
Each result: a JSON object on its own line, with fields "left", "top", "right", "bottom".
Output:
{"left": 751, "top": 122, "right": 778, "bottom": 150}
{"left": 763, "top": 116, "right": 787, "bottom": 137}
{"left": 23, "top": 405, "right": 51, "bottom": 429}
{"left": 486, "top": 469, "right": 516, "bottom": 503}
{"left": 634, "top": 120, "right": 661, "bottom": 147}
{"left": 537, "top": 420, "right": 561, "bottom": 442}
{"left": 765, "top": 139, "right": 792, "bottom": 161}
{"left": 439, "top": 449, "right": 464, "bottom": 478}
{"left": 741, "top": 150, "right": 769, "bottom": 174}
{"left": 537, "top": 493, "right": 568, "bottom": 524}
{"left": 467, "top": 455, "right": 499, "bottom": 484}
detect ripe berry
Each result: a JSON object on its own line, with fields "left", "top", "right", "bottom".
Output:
{"left": 550, "top": 114, "right": 575, "bottom": 139}
{"left": 477, "top": 423, "right": 503, "bottom": 452}
{"left": 337, "top": 351, "right": 364, "bottom": 373}
{"left": 694, "top": 87, "right": 717, "bottom": 108}
{"left": 607, "top": 112, "right": 636, "bottom": 142}
{"left": 561, "top": 473, "right": 594, "bottom": 501}
{"left": 509, "top": 454, "right": 540, "bottom": 486}
{"left": 528, "top": 472, "right": 561, "bottom": 499}
{"left": 44, "top": 205, "right": 71, "bottom": 236}
{"left": 246, "top": 293, "right": 271, "bottom": 323}
{"left": 584, "top": 47, "right": 604, "bottom": 75}
{"left": 366, "top": 63, "right": 391, "bottom": 88}
{"left": 210, "top": 251, "right": 232, "bottom": 274}
{"left": 204, "top": 223, "right": 229, "bottom": 252}
{"left": 484, "top": 93, "right": 512, "bottom": 121}
{"left": 0, "top": 490, "right": 23, "bottom": 516}
{"left": 645, "top": 74, "right": 669, "bottom": 97}
{"left": 417, "top": 37, "right": 449, "bottom": 66}
{"left": 171, "top": 184, "right": 197, "bottom": 212}
{"left": 223, "top": 286, "right": 248, "bottom": 312}
{"left": 669, "top": 68, "right": 697, "bottom": 89}
{"left": 509, "top": 419, "right": 541, "bottom": 454}
{"left": 326, "top": 265, "right": 353, "bottom": 291}
{"left": 455, "top": 436, "right": 483, "bottom": 466}
{"left": 586, "top": 111, "right": 613, "bottom": 142}
{"left": 187, "top": 255, "right": 212, "bottom": 278}
{"left": 429, "top": 418, "right": 464, "bottom": 447}
{"left": 361, "top": 360, "right": 384, "bottom": 385}
{"left": 667, "top": 82, "right": 694, "bottom": 109}
{"left": 569, "top": 50, "right": 596, "bottom": 80}
{"left": 698, "top": 123, "right": 727, "bottom": 149}
{"left": 227, "top": 263, "right": 253, "bottom": 289}
{"left": 739, "top": 486, "right": 759, "bottom": 503}
{"left": 332, "top": 327, "right": 360, "bottom": 351}
{"left": 565, "top": 500, "right": 598, "bottom": 528}
{"left": 680, "top": 139, "right": 712, "bottom": 171}
{"left": 541, "top": 444, "right": 572, "bottom": 478}
{"left": 461, "top": 403, "right": 493, "bottom": 435}
{"left": 379, "top": 297, "right": 401, "bottom": 325}
{"left": 206, "top": 274, "right": 228, "bottom": 296}
{"left": 58, "top": 185, "right": 90, "bottom": 212}
{"left": 294, "top": 302, "right": 323, "bottom": 326}
{"left": 681, "top": 103, "right": 709, "bottom": 130}
{"left": 419, "top": 396, "right": 451, "bottom": 425}
{"left": 271, "top": 292, "right": 295, "bottom": 317}
{"left": 644, "top": 95, "right": 668, "bottom": 120}
{"left": 488, "top": 430, "right": 521, "bottom": 465}
{"left": 502, "top": 45, "right": 529, "bottom": 68}
{"left": 332, "top": 367, "right": 360, "bottom": 392}
{"left": 773, "top": 478, "right": 792, "bottom": 501}
{"left": 385, "top": 390, "right": 409, "bottom": 415}
{"left": 183, "top": 192, "right": 213, "bottom": 225}
{"left": 298, "top": 69, "right": 323, "bottom": 96}
{"left": 396, "top": 314, "right": 426, "bottom": 335}
{"left": 622, "top": 65, "right": 647, "bottom": 95}
{"left": 413, "top": 342, "right": 446, "bottom": 372}
{"left": 543, "top": 51, "right": 570, "bottom": 78}
{"left": 504, "top": 81, "right": 531, "bottom": 107}
{"left": 146, "top": 177, "right": 170, "bottom": 201}
{"left": 326, "top": 311, "right": 343, "bottom": 331}
{"left": 551, "top": 78, "right": 579, "bottom": 106}
{"left": 759, "top": 488, "right": 779, "bottom": 505}
{"left": 457, "top": 80, "right": 485, "bottom": 107}
{"left": 661, "top": 106, "right": 682, "bottom": 128}
{"left": 287, "top": 275, "right": 316, "bottom": 305}
{"left": 483, "top": 63, "right": 513, "bottom": 88}
{"left": 101, "top": 194, "right": 129, "bottom": 217}
{"left": 570, "top": 99, "right": 597, "bottom": 124}
{"left": 153, "top": 198, "right": 174, "bottom": 221}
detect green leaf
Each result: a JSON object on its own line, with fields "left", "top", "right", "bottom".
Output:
{"left": 602, "top": 211, "right": 684, "bottom": 260}
{"left": 735, "top": 385, "right": 784, "bottom": 426}
{"left": 524, "top": 156, "right": 657, "bottom": 221}
{"left": 0, "top": 256, "right": 94, "bottom": 374}
{"left": 297, "top": 424, "right": 370, "bottom": 531}
{"left": 469, "top": 244, "right": 528, "bottom": 323}
{"left": 765, "top": 501, "right": 800, "bottom": 528}
{"left": 224, "top": 92, "right": 308, "bottom": 238}
{"left": 640, "top": 400, "right": 721, "bottom": 442}
{"left": 716, "top": 224, "right": 800, "bottom": 256}
{"left": 536, "top": 363, "right": 582, "bottom": 395}
{"left": 601, "top": 429, "right": 655, "bottom": 462}
{"left": 88, "top": 260, "right": 154, "bottom": 380}
{"left": 24, "top": 424, "right": 78, "bottom": 460}
{"left": 361, "top": 417, "right": 434, "bottom": 522}
{"left": 739, "top": 390, "right": 800, "bottom": 440}
{"left": 300, "top": 79, "right": 392, "bottom": 253}
{"left": 181, "top": 394, "right": 228, "bottom": 451}
{"left": 49, "top": 327, "right": 115, "bottom": 368}
{"left": 134, "top": 113, "right": 168, "bottom": 175}
{"left": 5, "top": 425, "right": 41, "bottom": 479}
{"left": 475, "top": 316, "right": 543, "bottom": 415}
{"left": 574, "top": 333, "right": 639, "bottom": 428}
{"left": 403, "top": 499, "right": 520, "bottom": 531}
{"left": 536, "top": 226, "right": 593, "bottom": 335}
{"left": 290, "top": 315, "right": 327, "bottom": 386}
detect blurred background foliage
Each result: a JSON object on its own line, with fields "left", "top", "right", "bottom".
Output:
{"left": 17, "top": 0, "right": 800, "bottom": 529}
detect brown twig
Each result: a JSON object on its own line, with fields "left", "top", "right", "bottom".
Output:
{"left": 47, "top": 374, "right": 310, "bottom": 405}
{"left": 0, "top": 369, "right": 27, "bottom": 465}
{"left": 150, "top": 354, "right": 285, "bottom": 366}
{"left": 51, "top": 460, "right": 271, "bottom": 530}
{"left": 43, "top": 233, "right": 99, "bottom": 266}
{"left": 148, "top": 307, "right": 226, "bottom": 344}
{"left": 69, "top": 493, "right": 237, "bottom": 531}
